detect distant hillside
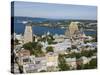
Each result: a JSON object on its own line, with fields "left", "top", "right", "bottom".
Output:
{"left": 11, "top": 16, "right": 49, "bottom": 23}
{"left": 11, "top": 16, "right": 97, "bottom": 24}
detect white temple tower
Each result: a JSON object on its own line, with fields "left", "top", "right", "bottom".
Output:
{"left": 24, "top": 22, "right": 33, "bottom": 43}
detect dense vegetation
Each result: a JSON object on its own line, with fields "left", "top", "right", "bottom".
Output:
{"left": 65, "top": 49, "right": 97, "bottom": 59}
{"left": 23, "top": 42, "right": 44, "bottom": 57}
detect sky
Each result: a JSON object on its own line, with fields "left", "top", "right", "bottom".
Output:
{"left": 12, "top": 1, "right": 97, "bottom": 20}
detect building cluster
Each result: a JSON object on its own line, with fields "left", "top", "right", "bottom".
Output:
{"left": 65, "top": 56, "right": 97, "bottom": 70}
{"left": 14, "top": 49, "right": 58, "bottom": 73}
{"left": 12, "top": 21, "right": 97, "bottom": 73}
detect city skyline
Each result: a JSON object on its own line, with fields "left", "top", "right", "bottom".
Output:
{"left": 12, "top": 1, "right": 97, "bottom": 20}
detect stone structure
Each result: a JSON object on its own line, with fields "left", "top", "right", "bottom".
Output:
{"left": 69, "top": 22, "right": 79, "bottom": 36}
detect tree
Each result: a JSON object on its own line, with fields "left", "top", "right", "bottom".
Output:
{"left": 67, "top": 47, "right": 71, "bottom": 52}
{"left": 23, "top": 41, "right": 44, "bottom": 57}
{"left": 18, "top": 65, "right": 23, "bottom": 73}
{"left": 77, "top": 64, "right": 83, "bottom": 70}
{"left": 89, "top": 58, "right": 97, "bottom": 69}
{"left": 83, "top": 63, "right": 90, "bottom": 69}
{"left": 23, "top": 42, "right": 33, "bottom": 50}
{"left": 49, "top": 35, "right": 54, "bottom": 40}
{"left": 35, "top": 43, "right": 43, "bottom": 50}
{"left": 81, "top": 50, "right": 94, "bottom": 57}
{"left": 83, "top": 58, "right": 97, "bottom": 69}
{"left": 46, "top": 46, "right": 54, "bottom": 53}
{"left": 23, "top": 42, "right": 34, "bottom": 55}
{"left": 46, "top": 35, "right": 55, "bottom": 44}
{"left": 75, "top": 53, "right": 82, "bottom": 59}
{"left": 40, "top": 70, "right": 46, "bottom": 72}
{"left": 67, "top": 52, "right": 81, "bottom": 58}
{"left": 31, "top": 42, "right": 38, "bottom": 49}
{"left": 58, "top": 54, "right": 70, "bottom": 71}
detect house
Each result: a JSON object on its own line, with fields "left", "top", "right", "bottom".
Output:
{"left": 13, "top": 63, "right": 20, "bottom": 73}
{"left": 80, "top": 56, "right": 90, "bottom": 64}
{"left": 65, "top": 58, "right": 77, "bottom": 69}
{"left": 17, "top": 49, "right": 31, "bottom": 57}
{"left": 71, "top": 49, "right": 80, "bottom": 53}
{"left": 52, "top": 39, "right": 71, "bottom": 54}
{"left": 22, "top": 56, "right": 47, "bottom": 73}
{"left": 46, "top": 52, "right": 58, "bottom": 71}
{"left": 17, "top": 49, "right": 31, "bottom": 65}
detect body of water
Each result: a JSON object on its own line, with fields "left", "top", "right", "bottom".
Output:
{"left": 14, "top": 21, "right": 97, "bottom": 36}
{"left": 14, "top": 22, "right": 66, "bottom": 35}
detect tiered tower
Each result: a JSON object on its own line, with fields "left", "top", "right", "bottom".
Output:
{"left": 69, "top": 22, "right": 79, "bottom": 36}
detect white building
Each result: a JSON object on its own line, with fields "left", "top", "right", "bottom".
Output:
{"left": 52, "top": 39, "right": 71, "bottom": 53}
{"left": 53, "top": 34, "right": 66, "bottom": 42}
{"left": 24, "top": 23, "right": 33, "bottom": 43}
{"left": 14, "top": 33, "right": 23, "bottom": 44}
{"left": 80, "top": 56, "right": 90, "bottom": 64}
